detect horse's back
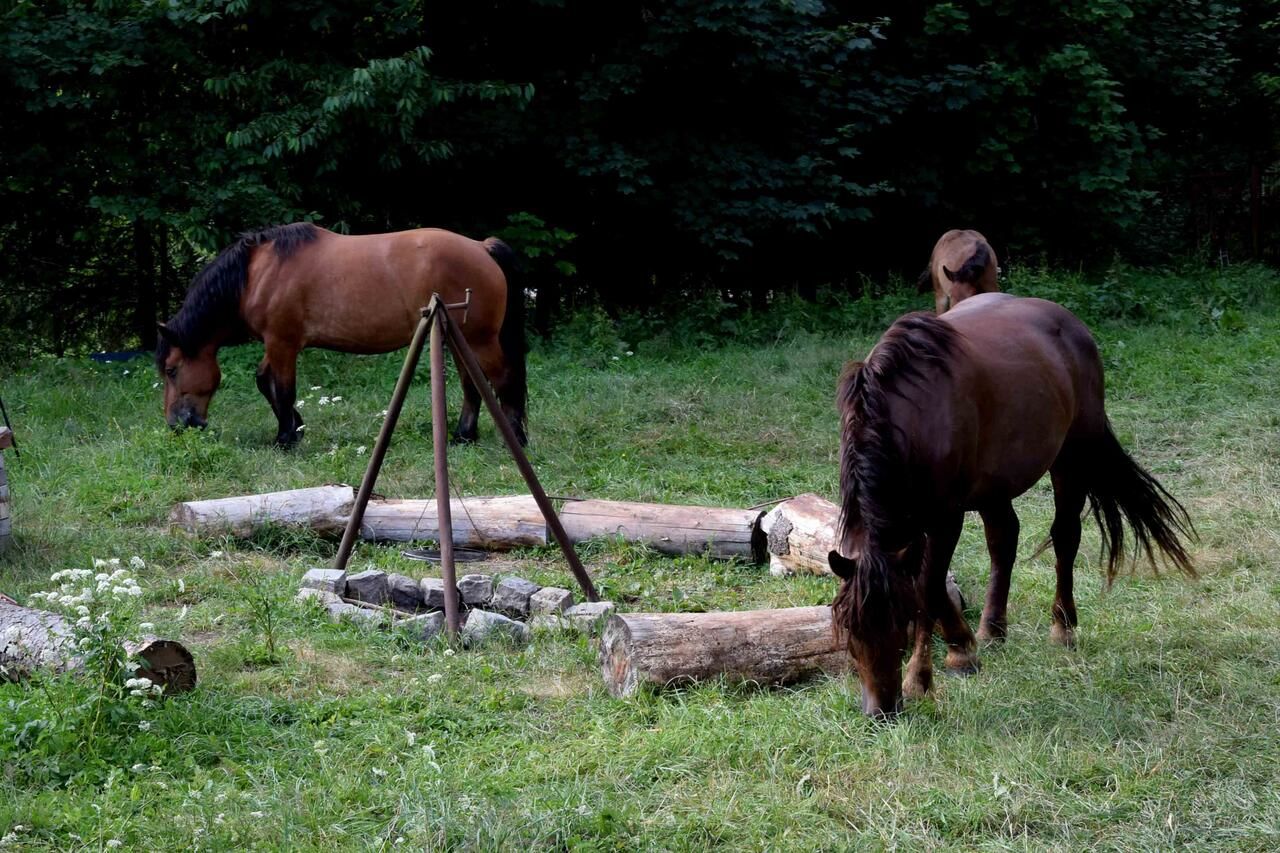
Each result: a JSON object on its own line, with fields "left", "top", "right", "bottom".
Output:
{"left": 933, "top": 294, "right": 1105, "bottom": 500}
{"left": 245, "top": 227, "right": 508, "bottom": 353}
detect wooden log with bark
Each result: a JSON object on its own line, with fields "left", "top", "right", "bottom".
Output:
{"left": 598, "top": 605, "right": 850, "bottom": 697}
{"left": 561, "top": 499, "right": 765, "bottom": 561}
{"left": 170, "top": 485, "right": 354, "bottom": 536}
{"left": 358, "top": 496, "right": 547, "bottom": 548}
{"left": 0, "top": 594, "right": 197, "bottom": 693}
{"left": 758, "top": 493, "right": 841, "bottom": 576}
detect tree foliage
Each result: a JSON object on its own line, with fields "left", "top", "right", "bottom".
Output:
{"left": 1, "top": 0, "right": 1276, "bottom": 355}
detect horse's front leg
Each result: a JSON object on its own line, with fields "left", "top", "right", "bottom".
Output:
{"left": 902, "top": 601, "right": 935, "bottom": 700}
{"left": 258, "top": 340, "right": 303, "bottom": 447}
{"left": 926, "top": 512, "right": 980, "bottom": 675}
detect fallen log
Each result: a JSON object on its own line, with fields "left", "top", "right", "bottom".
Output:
{"left": 759, "top": 493, "right": 840, "bottom": 576}
{"left": 359, "top": 496, "right": 547, "bottom": 548}
{"left": 171, "top": 488, "right": 547, "bottom": 551}
{"left": 599, "top": 606, "right": 850, "bottom": 697}
{"left": 0, "top": 595, "right": 197, "bottom": 693}
{"left": 561, "top": 499, "right": 764, "bottom": 561}
{"left": 170, "top": 485, "right": 354, "bottom": 536}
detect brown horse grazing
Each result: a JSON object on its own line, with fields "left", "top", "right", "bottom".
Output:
{"left": 156, "top": 223, "right": 527, "bottom": 447}
{"left": 917, "top": 229, "right": 999, "bottom": 314}
{"left": 828, "top": 293, "right": 1195, "bottom": 718}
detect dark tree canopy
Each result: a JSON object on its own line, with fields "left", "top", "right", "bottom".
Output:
{"left": 2, "top": 0, "right": 1277, "bottom": 356}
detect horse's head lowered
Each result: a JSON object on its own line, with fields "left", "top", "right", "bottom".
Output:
{"left": 156, "top": 324, "right": 221, "bottom": 429}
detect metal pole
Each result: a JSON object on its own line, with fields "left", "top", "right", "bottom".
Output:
{"left": 332, "top": 305, "right": 435, "bottom": 573}
{"left": 440, "top": 310, "right": 600, "bottom": 601}
{"left": 430, "top": 304, "right": 462, "bottom": 637}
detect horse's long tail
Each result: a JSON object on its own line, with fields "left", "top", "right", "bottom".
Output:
{"left": 1084, "top": 422, "right": 1197, "bottom": 583}
{"left": 484, "top": 237, "right": 528, "bottom": 432}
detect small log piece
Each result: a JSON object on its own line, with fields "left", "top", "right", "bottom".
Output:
{"left": 758, "top": 493, "right": 841, "bottom": 576}
{"left": 0, "top": 596, "right": 197, "bottom": 693}
{"left": 599, "top": 606, "right": 850, "bottom": 697}
{"left": 170, "top": 485, "right": 354, "bottom": 536}
{"left": 561, "top": 500, "right": 765, "bottom": 561}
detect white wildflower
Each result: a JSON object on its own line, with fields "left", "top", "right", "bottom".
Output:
{"left": 355, "top": 446, "right": 367, "bottom": 455}
{"left": 214, "top": 813, "right": 225, "bottom": 825}
{"left": 626, "top": 350, "right": 634, "bottom": 356}
{"left": 132, "top": 763, "right": 148, "bottom": 772}
{"left": 318, "top": 396, "right": 331, "bottom": 406}
{"left": 371, "top": 768, "right": 387, "bottom": 778}
{"left": 106, "top": 841, "right": 122, "bottom": 849}
{"left": 406, "top": 731, "right": 417, "bottom": 746}
{"left": 211, "top": 551, "right": 224, "bottom": 559}
{"left": 310, "top": 385, "right": 322, "bottom": 391}
{"left": 295, "top": 400, "right": 305, "bottom": 409}
{"left": 377, "top": 409, "right": 389, "bottom": 418}
{"left": 611, "top": 355, "right": 620, "bottom": 361}
{"left": 93, "top": 559, "right": 108, "bottom": 568}
{"left": 139, "top": 622, "right": 154, "bottom": 633}
{"left": 153, "top": 382, "right": 160, "bottom": 389}
{"left": 178, "top": 578, "right": 186, "bottom": 593}
{"left": 443, "top": 648, "right": 455, "bottom": 657}
{"left": 138, "top": 720, "right": 152, "bottom": 732}
{"left": 250, "top": 811, "right": 265, "bottom": 819}
{"left": 332, "top": 396, "right": 342, "bottom": 402}
{"left": 109, "top": 558, "right": 121, "bottom": 567}
{"left": 179, "top": 605, "right": 189, "bottom": 620}
{"left": 123, "top": 369, "right": 130, "bottom": 375}
{"left": 130, "top": 556, "right": 145, "bottom": 569}
{"left": 427, "top": 673, "right": 443, "bottom": 684}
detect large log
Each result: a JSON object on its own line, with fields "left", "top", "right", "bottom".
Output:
{"left": 358, "top": 495, "right": 547, "bottom": 548}
{"left": 0, "top": 595, "right": 197, "bottom": 693}
{"left": 759, "top": 493, "right": 840, "bottom": 576}
{"left": 561, "top": 499, "right": 765, "bottom": 561}
{"left": 170, "top": 485, "right": 354, "bottom": 536}
{"left": 599, "top": 606, "right": 849, "bottom": 697}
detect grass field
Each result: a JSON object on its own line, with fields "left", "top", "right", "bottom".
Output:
{"left": 2, "top": 265, "right": 1278, "bottom": 850}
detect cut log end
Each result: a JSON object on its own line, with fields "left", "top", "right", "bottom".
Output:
{"left": 128, "top": 637, "right": 198, "bottom": 695}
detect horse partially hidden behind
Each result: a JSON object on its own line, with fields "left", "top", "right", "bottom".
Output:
{"left": 828, "top": 293, "right": 1195, "bottom": 718}
{"left": 918, "top": 229, "right": 999, "bottom": 314}
{"left": 156, "top": 223, "right": 528, "bottom": 447}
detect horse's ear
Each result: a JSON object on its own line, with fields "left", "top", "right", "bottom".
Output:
{"left": 156, "top": 323, "right": 180, "bottom": 347}
{"left": 828, "top": 550, "right": 858, "bottom": 580}
{"left": 942, "top": 265, "right": 957, "bottom": 283}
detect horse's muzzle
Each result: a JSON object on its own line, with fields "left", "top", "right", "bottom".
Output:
{"left": 168, "top": 408, "right": 207, "bottom": 430}
{"left": 862, "top": 686, "right": 904, "bottom": 721}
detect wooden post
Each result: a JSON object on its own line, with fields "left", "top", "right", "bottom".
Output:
{"left": 169, "top": 485, "right": 355, "bottom": 536}
{"left": 429, "top": 303, "right": 461, "bottom": 637}
{"left": 599, "top": 606, "right": 850, "bottom": 697}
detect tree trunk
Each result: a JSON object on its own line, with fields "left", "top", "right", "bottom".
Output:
{"left": 134, "top": 219, "right": 157, "bottom": 351}
{"left": 599, "top": 606, "right": 849, "bottom": 697}
{"left": 560, "top": 499, "right": 764, "bottom": 561}
{"left": 0, "top": 595, "right": 196, "bottom": 693}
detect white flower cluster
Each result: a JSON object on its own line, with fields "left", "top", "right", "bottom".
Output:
{"left": 125, "top": 676, "right": 164, "bottom": 701}
{"left": 30, "top": 563, "right": 143, "bottom": 612}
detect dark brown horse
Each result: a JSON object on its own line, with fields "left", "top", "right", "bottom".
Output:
{"left": 918, "top": 229, "right": 999, "bottom": 314}
{"left": 156, "top": 223, "right": 527, "bottom": 447}
{"left": 828, "top": 293, "right": 1195, "bottom": 718}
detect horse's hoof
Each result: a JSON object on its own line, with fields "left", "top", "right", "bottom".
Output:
{"left": 944, "top": 651, "right": 981, "bottom": 676}
{"left": 450, "top": 433, "right": 477, "bottom": 447}
{"left": 1049, "top": 623, "right": 1076, "bottom": 648}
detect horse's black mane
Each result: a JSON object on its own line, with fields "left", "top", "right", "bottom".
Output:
{"left": 833, "top": 312, "right": 961, "bottom": 635}
{"left": 156, "top": 223, "right": 318, "bottom": 367}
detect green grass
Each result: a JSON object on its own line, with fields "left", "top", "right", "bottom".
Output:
{"left": 2, "top": 265, "right": 1279, "bottom": 850}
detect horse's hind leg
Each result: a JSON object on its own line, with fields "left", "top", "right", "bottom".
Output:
{"left": 1048, "top": 464, "right": 1087, "bottom": 647}
{"left": 976, "top": 501, "right": 1019, "bottom": 643}
{"left": 258, "top": 340, "right": 303, "bottom": 447}
{"left": 452, "top": 369, "right": 481, "bottom": 445}
{"left": 466, "top": 337, "right": 527, "bottom": 447}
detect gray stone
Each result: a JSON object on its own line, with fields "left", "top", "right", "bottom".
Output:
{"left": 458, "top": 573, "right": 493, "bottom": 606}
{"left": 564, "top": 601, "right": 616, "bottom": 632}
{"left": 420, "top": 577, "right": 447, "bottom": 610}
{"left": 462, "top": 609, "right": 530, "bottom": 646}
{"left": 529, "top": 586, "right": 574, "bottom": 615}
{"left": 346, "top": 569, "right": 388, "bottom": 605}
{"left": 399, "top": 611, "right": 446, "bottom": 643}
{"left": 492, "top": 576, "right": 540, "bottom": 617}
{"left": 529, "top": 614, "right": 571, "bottom": 632}
{"left": 301, "top": 567, "right": 346, "bottom": 594}
{"left": 324, "top": 599, "right": 360, "bottom": 621}
{"left": 296, "top": 587, "right": 341, "bottom": 606}
{"left": 388, "top": 573, "right": 424, "bottom": 611}
{"left": 343, "top": 607, "right": 386, "bottom": 629}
